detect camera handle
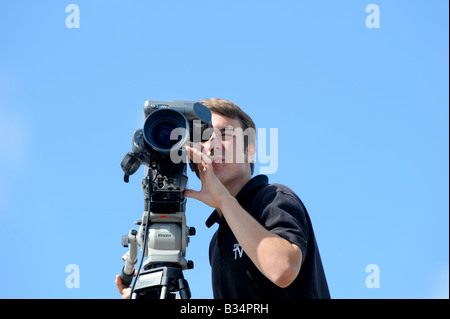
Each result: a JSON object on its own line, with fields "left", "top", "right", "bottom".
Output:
{"left": 120, "top": 229, "right": 138, "bottom": 287}
{"left": 121, "top": 152, "right": 142, "bottom": 183}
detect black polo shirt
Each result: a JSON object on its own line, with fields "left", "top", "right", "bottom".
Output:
{"left": 206, "top": 175, "right": 330, "bottom": 299}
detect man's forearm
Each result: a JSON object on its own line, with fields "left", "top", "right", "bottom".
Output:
{"left": 218, "top": 197, "right": 302, "bottom": 288}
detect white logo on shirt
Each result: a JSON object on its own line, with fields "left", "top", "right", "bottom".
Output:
{"left": 233, "top": 243, "right": 244, "bottom": 260}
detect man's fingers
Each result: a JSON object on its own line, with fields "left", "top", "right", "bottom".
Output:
{"left": 185, "top": 144, "right": 197, "bottom": 160}
{"left": 115, "top": 274, "right": 125, "bottom": 294}
{"left": 116, "top": 272, "right": 137, "bottom": 298}
{"left": 186, "top": 145, "right": 212, "bottom": 165}
{"left": 122, "top": 287, "right": 132, "bottom": 299}
{"left": 185, "top": 145, "right": 201, "bottom": 163}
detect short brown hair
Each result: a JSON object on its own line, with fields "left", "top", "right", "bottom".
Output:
{"left": 198, "top": 98, "right": 256, "bottom": 174}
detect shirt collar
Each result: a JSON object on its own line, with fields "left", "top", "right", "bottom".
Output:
{"left": 205, "top": 174, "right": 269, "bottom": 228}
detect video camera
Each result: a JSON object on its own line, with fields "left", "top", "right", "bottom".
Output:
{"left": 119, "top": 100, "right": 211, "bottom": 299}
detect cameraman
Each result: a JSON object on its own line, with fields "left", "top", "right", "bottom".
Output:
{"left": 116, "top": 98, "right": 330, "bottom": 299}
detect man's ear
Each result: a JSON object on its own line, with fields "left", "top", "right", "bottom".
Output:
{"left": 246, "top": 143, "right": 256, "bottom": 163}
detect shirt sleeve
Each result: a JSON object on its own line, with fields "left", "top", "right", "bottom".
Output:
{"left": 254, "top": 185, "right": 310, "bottom": 264}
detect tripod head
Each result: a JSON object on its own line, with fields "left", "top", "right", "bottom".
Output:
{"left": 119, "top": 100, "right": 211, "bottom": 299}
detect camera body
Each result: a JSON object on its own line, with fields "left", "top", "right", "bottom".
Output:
{"left": 143, "top": 100, "right": 211, "bottom": 152}
{"left": 122, "top": 100, "right": 211, "bottom": 213}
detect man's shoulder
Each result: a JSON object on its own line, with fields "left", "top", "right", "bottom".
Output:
{"left": 251, "top": 181, "right": 311, "bottom": 239}
{"left": 256, "top": 182, "right": 303, "bottom": 203}
{"left": 251, "top": 181, "right": 307, "bottom": 216}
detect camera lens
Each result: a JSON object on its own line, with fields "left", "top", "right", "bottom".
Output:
{"left": 143, "top": 108, "right": 189, "bottom": 154}
{"left": 151, "top": 122, "right": 180, "bottom": 149}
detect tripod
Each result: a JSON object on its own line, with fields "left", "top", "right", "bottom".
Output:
{"left": 120, "top": 174, "right": 195, "bottom": 299}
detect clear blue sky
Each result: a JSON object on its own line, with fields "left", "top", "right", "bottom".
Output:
{"left": 0, "top": 0, "right": 448, "bottom": 299}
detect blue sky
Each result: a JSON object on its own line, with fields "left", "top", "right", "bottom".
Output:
{"left": 0, "top": 0, "right": 448, "bottom": 299}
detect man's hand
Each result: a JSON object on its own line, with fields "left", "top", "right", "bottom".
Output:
{"left": 115, "top": 274, "right": 133, "bottom": 299}
{"left": 184, "top": 145, "right": 233, "bottom": 210}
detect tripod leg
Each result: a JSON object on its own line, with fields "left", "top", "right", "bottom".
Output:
{"left": 178, "top": 278, "right": 191, "bottom": 299}
{"left": 160, "top": 286, "right": 169, "bottom": 299}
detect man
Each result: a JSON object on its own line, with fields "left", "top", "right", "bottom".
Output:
{"left": 116, "top": 98, "right": 330, "bottom": 299}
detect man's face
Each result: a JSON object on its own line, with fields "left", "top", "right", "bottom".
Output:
{"left": 200, "top": 112, "right": 253, "bottom": 187}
